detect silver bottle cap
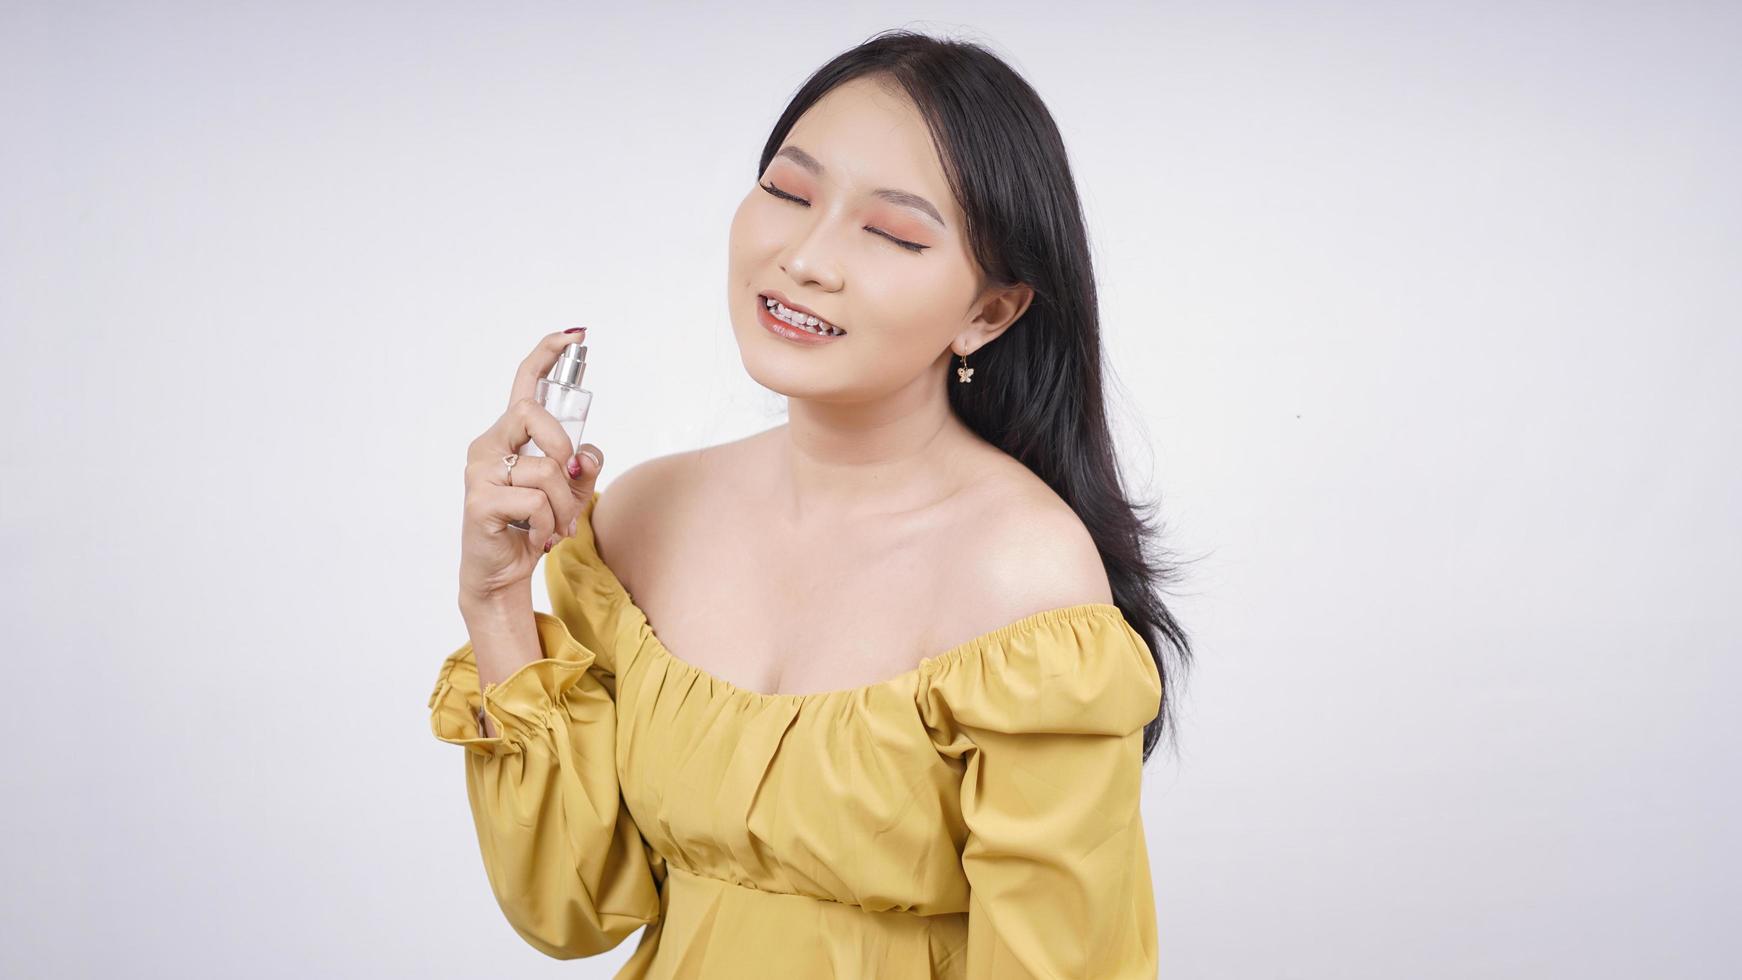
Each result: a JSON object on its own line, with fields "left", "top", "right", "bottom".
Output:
{"left": 546, "top": 342, "right": 588, "bottom": 387}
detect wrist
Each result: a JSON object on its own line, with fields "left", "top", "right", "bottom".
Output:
{"left": 458, "top": 587, "right": 533, "bottom": 624}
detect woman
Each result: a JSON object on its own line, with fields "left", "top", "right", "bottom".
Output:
{"left": 429, "top": 29, "right": 1193, "bottom": 979}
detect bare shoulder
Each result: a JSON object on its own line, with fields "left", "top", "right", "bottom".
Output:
{"left": 588, "top": 429, "right": 767, "bottom": 590}
{"left": 944, "top": 462, "right": 1115, "bottom": 618}
{"left": 588, "top": 448, "right": 696, "bottom": 589}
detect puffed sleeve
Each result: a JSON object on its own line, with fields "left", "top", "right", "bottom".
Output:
{"left": 916, "top": 607, "right": 1163, "bottom": 979}
{"left": 427, "top": 607, "right": 664, "bottom": 960}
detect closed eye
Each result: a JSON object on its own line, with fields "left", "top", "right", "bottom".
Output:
{"left": 759, "top": 181, "right": 930, "bottom": 253}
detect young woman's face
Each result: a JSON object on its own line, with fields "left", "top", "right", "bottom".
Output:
{"left": 727, "top": 76, "right": 1010, "bottom": 402}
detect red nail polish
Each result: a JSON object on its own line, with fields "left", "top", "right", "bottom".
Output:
{"left": 544, "top": 537, "right": 555, "bottom": 553}
{"left": 563, "top": 327, "right": 586, "bottom": 334}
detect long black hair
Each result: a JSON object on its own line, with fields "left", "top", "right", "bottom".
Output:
{"left": 757, "top": 29, "right": 1196, "bottom": 764}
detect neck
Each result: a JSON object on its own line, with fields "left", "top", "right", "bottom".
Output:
{"left": 768, "top": 365, "right": 977, "bottom": 524}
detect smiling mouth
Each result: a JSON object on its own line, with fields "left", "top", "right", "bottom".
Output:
{"left": 759, "top": 293, "right": 846, "bottom": 336}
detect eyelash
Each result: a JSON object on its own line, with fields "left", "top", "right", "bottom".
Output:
{"left": 759, "top": 181, "right": 930, "bottom": 253}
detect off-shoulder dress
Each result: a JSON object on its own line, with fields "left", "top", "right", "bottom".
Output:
{"left": 428, "top": 489, "right": 1162, "bottom": 979}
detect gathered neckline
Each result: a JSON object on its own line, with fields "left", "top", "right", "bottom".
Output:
{"left": 562, "top": 491, "right": 1125, "bottom": 703}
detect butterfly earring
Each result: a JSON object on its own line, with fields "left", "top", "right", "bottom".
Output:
{"left": 956, "top": 351, "right": 975, "bottom": 383}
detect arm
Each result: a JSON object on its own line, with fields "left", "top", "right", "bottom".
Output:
{"left": 428, "top": 607, "right": 663, "bottom": 959}
{"left": 956, "top": 722, "right": 1158, "bottom": 978}
{"left": 458, "top": 589, "right": 541, "bottom": 738}
{"left": 918, "top": 606, "right": 1164, "bottom": 979}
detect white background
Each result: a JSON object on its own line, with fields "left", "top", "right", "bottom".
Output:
{"left": 2, "top": 2, "right": 1736, "bottom": 977}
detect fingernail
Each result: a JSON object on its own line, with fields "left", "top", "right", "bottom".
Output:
{"left": 580, "top": 447, "right": 602, "bottom": 467}
{"left": 567, "top": 456, "right": 582, "bottom": 479}
{"left": 563, "top": 327, "right": 586, "bottom": 334}
{"left": 544, "top": 536, "right": 555, "bottom": 552}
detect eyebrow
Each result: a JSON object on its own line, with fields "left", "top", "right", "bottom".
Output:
{"left": 774, "top": 145, "right": 947, "bottom": 229}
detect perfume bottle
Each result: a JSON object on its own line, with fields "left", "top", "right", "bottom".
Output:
{"left": 508, "top": 341, "right": 592, "bottom": 532}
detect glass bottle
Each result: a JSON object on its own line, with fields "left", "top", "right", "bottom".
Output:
{"left": 508, "top": 342, "right": 591, "bottom": 532}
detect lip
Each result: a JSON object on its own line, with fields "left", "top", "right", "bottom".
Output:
{"left": 759, "top": 289, "right": 844, "bottom": 333}
{"left": 757, "top": 293, "right": 845, "bottom": 345}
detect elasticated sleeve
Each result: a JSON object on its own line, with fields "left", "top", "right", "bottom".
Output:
{"left": 916, "top": 608, "right": 1163, "bottom": 979}
{"left": 427, "top": 609, "right": 663, "bottom": 959}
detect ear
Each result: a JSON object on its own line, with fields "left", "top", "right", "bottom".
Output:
{"left": 964, "top": 282, "right": 1035, "bottom": 347}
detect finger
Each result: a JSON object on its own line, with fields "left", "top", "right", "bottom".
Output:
{"left": 516, "top": 398, "right": 580, "bottom": 463}
{"left": 503, "top": 452, "right": 578, "bottom": 541}
{"left": 470, "top": 398, "right": 577, "bottom": 469}
{"left": 519, "top": 484, "right": 559, "bottom": 551}
{"left": 489, "top": 483, "right": 557, "bottom": 545}
{"left": 565, "top": 442, "right": 605, "bottom": 503}
{"left": 508, "top": 327, "right": 589, "bottom": 408}
{"left": 464, "top": 451, "right": 558, "bottom": 512}
{"left": 556, "top": 441, "right": 601, "bottom": 523}
{"left": 548, "top": 442, "right": 604, "bottom": 537}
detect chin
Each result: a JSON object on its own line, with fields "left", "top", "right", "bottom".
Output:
{"left": 723, "top": 314, "right": 817, "bottom": 392}
{"left": 737, "top": 353, "right": 838, "bottom": 400}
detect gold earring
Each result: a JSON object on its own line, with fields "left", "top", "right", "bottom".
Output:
{"left": 956, "top": 351, "right": 975, "bottom": 383}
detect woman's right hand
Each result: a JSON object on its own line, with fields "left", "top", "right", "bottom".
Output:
{"left": 458, "top": 328, "right": 605, "bottom": 604}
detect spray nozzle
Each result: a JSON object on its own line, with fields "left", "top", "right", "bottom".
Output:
{"left": 546, "top": 342, "right": 588, "bottom": 387}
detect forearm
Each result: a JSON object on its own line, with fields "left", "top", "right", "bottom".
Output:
{"left": 458, "top": 589, "right": 543, "bottom": 739}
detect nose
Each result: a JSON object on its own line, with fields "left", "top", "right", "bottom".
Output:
{"left": 780, "top": 224, "right": 844, "bottom": 293}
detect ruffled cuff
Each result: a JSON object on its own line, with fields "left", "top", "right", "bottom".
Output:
{"left": 428, "top": 611, "right": 599, "bottom": 758}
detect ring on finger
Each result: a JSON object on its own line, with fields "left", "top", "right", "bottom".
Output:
{"left": 502, "top": 452, "right": 519, "bottom": 485}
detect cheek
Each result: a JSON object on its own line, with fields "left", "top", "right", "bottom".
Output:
{"left": 864, "top": 273, "right": 956, "bottom": 334}
{"left": 728, "top": 195, "right": 775, "bottom": 253}
{"left": 727, "top": 197, "right": 754, "bottom": 251}
{"left": 731, "top": 197, "right": 782, "bottom": 247}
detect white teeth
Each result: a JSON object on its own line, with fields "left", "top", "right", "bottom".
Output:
{"left": 765, "top": 296, "right": 843, "bottom": 335}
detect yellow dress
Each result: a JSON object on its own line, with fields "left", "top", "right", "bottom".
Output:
{"left": 428, "top": 489, "right": 1162, "bottom": 979}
